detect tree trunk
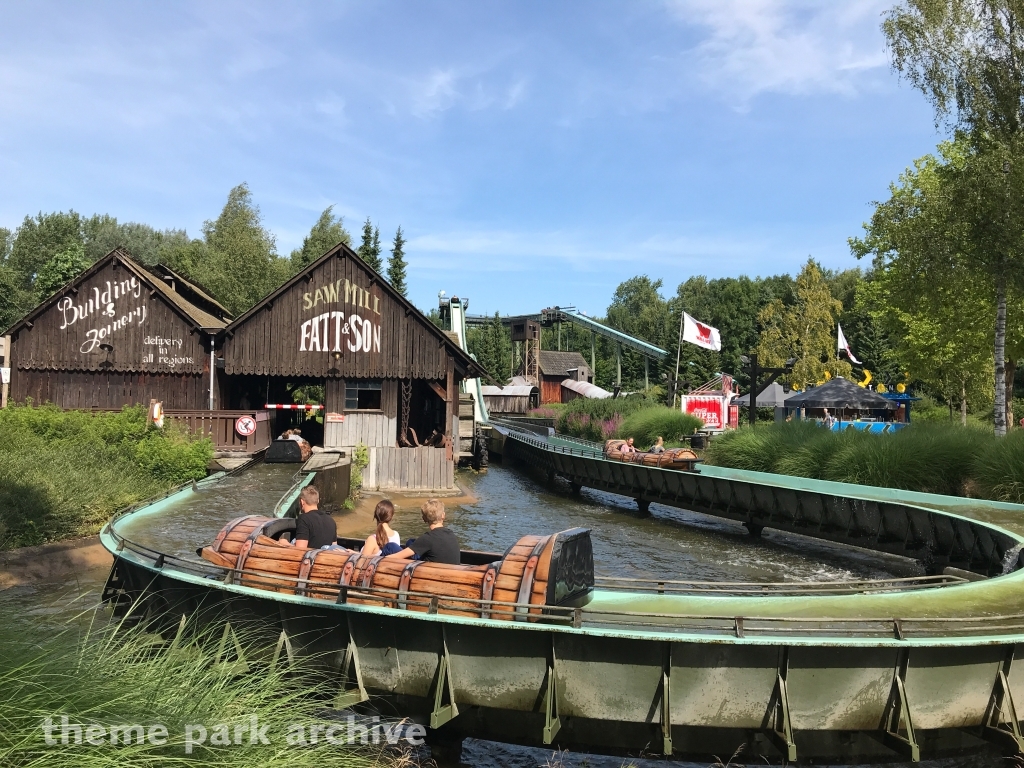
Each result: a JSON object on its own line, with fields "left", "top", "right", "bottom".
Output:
{"left": 961, "top": 383, "right": 968, "bottom": 427}
{"left": 995, "top": 274, "right": 1008, "bottom": 437}
{"left": 1007, "top": 358, "right": 1017, "bottom": 429}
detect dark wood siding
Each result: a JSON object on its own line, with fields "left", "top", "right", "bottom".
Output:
{"left": 11, "top": 368, "right": 208, "bottom": 410}
{"left": 11, "top": 258, "right": 208, "bottom": 375}
{"left": 222, "top": 248, "right": 459, "bottom": 380}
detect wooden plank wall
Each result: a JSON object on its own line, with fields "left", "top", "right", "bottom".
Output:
{"left": 11, "top": 369, "right": 208, "bottom": 409}
{"left": 222, "top": 247, "right": 458, "bottom": 380}
{"left": 11, "top": 257, "right": 208, "bottom": 375}
{"left": 362, "top": 447, "right": 453, "bottom": 491}
{"left": 323, "top": 379, "right": 398, "bottom": 448}
{"left": 540, "top": 377, "right": 563, "bottom": 405}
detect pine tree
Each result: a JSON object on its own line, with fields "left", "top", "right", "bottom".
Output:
{"left": 387, "top": 227, "right": 408, "bottom": 296}
{"left": 357, "top": 217, "right": 383, "bottom": 272}
{"left": 371, "top": 226, "right": 382, "bottom": 271}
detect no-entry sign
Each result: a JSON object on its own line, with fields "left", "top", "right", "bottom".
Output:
{"left": 235, "top": 415, "right": 257, "bottom": 436}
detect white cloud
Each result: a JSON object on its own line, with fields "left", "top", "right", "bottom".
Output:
{"left": 667, "top": 0, "right": 890, "bottom": 101}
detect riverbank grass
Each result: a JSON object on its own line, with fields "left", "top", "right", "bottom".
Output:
{"left": 0, "top": 405, "right": 212, "bottom": 550}
{"left": 556, "top": 396, "right": 702, "bottom": 448}
{"left": 704, "top": 421, "right": 1024, "bottom": 502}
{"left": 0, "top": 615, "right": 396, "bottom": 768}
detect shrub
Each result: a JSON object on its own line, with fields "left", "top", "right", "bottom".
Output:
{"left": 0, "top": 405, "right": 212, "bottom": 549}
{"left": 703, "top": 420, "right": 1017, "bottom": 500}
{"left": 974, "top": 430, "right": 1024, "bottom": 503}
{"left": 614, "top": 408, "right": 703, "bottom": 448}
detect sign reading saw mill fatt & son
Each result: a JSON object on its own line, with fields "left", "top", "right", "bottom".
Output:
{"left": 300, "top": 277, "right": 382, "bottom": 354}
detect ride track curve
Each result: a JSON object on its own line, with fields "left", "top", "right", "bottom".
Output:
{"left": 99, "top": 429, "right": 1024, "bottom": 764}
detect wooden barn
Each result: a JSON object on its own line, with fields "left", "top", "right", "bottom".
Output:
{"left": 538, "top": 350, "right": 592, "bottom": 405}
{"left": 219, "top": 242, "right": 482, "bottom": 492}
{"left": 3, "top": 249, "right": 231, "bottom": 411}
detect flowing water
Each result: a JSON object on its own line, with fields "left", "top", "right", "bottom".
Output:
{"left": 0, "top": 461, "right": 1002, "bottom": 767}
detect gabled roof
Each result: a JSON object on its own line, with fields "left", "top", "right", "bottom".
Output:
{"left": 147, "top": 264, "right": 233, "bottom": 322}
{"left": 4, "top": 249, "right": 227, "bottom": 336}
{"left": 223, "top": 241, "right": 483, "bottom": 376}
{"left": 539, "top": 350, "right": 590, "bottom": 377}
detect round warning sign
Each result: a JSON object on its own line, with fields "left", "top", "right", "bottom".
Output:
{"left": 235, "top": 415, "right": 257, "bottom": 436}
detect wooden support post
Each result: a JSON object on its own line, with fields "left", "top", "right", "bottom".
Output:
{"left": 1, "top": 335, "right": 9, "bottom": 408}
{"left": 590, "top": 332, "right": 596, "bottom": 379}
{"left": 445, "top": 361, "right": 455, "bottom": 461}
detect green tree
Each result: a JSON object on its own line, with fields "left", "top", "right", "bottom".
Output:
{"left": 357, "top": 217, "right": 383, "bottom": 272}
{"left": 193, "top": 183, "right": 286, "bottom": 315}
{"left": 605, "top": 276, "right": 671, "bottom": 387}
{"left": 82, "top": 215, "right": 189, "bottom": 265}
{"left": 387, "top": 227, "right": 408, "bottom": 296}
{"left": 884, "top": 0, "right": 1024, "bottom": 434}
{"left": 8, "top": 211, "right": 84, "bottom": 291}
{"left": 290, "top": 206, "right": 351, "bottom": 273}
{"left": 34, "top": 242, "right": 90, "bottom": 299}
{"left": 468, "top": 312, "right": 513, "bottom": 384}
{"left": 757, "top": 259, "right": 851, "bottom": 387}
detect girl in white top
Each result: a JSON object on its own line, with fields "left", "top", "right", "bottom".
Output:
{"left": 361, "top": 499, "right": 401, "bottom": 556}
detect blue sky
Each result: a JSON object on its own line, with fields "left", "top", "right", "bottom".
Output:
{"left": 0, "top": 1, "right": 939, "bottom": 316}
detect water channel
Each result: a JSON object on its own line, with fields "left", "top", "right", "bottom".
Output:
{"left": 0, "top": 461, "right": 1004, "bottom": 767}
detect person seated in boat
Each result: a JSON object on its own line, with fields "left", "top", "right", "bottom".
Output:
{"left": 649, "top": 436, "right": 665, "bottom": 454}
{"left": 288, "top": 428, "right": 304, "bottom": 443}
{"left": 286, "top": 486, "right": 337, "bottom": 550}
{"left": 360, "top": 499, "right": 403, "bottom": 557}
{"left": 619, "top": 437, "right": 638, "bottom": 454}
{"left": 386, "top": 498, "right": 460, "bottom": 565}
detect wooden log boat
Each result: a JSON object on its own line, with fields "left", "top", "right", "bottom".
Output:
{"left": 200, "top": 516, "right": 593, "bottom": 619}
{"left": 604, "top": 439, "right": 698, "bottom": 470}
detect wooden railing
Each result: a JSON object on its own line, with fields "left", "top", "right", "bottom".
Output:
{"left": 164, "top": 410, "right": 272, "bottom": 453}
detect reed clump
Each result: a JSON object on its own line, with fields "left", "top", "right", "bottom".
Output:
{"left": 704, "top": 421, "right": 1021, "bottom": 501}
{"left": 556, "top": 396, "right": 702, "bottom": 445}
{"left": 0, "top": 405, "right": 212, "bottom": 550}
{"left": 0, "top": 614, "right": 400, "bottom": 768}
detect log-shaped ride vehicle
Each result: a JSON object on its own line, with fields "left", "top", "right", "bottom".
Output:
{"left": 604, "top": 439, "right": 698, "bottom": 471}
{"left": 200, "top": 516, "right": 594, "bottom": 619}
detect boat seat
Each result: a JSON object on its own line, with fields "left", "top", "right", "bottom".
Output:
{"left": 201, "top": 515, "right": 593, "bottom": 619}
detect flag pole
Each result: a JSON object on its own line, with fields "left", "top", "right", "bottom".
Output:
{"left": 673, "top": 308, "right": 685, "bottom": 409}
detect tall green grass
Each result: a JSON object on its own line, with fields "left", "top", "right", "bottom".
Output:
{"left": 0, "top": 405, "right": 212, "bottom": 550}
{"left": 704, "top": 421, "right": 1019, "bottom": 501}
{"left": 0, "top": 614, "right": 393, "bottom": 768}
{"left": 615, "top": 408, "right": 703, "bottom": 448}
{"left": 556, "top": 395, "right": 702, "bottom": 445}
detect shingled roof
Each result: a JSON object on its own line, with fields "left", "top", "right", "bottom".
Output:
{"left": 539, "top": 350, "right": 590, "bottom": 377}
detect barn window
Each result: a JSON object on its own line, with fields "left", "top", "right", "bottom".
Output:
{"left": 345, "top": 380, "right": 382, "bottom": 410}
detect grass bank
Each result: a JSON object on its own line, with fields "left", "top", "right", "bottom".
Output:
{"left": 0, "top": 615, "right": 396, "bottom": 768}
{"left": 0, "top": 405, "right": 212, "bottom": 550}
{"left": 703, "top": 421, "right": 1024, "bottom": 502}
{"left": 556, "top": 396, "right": 703, "bottom": 448}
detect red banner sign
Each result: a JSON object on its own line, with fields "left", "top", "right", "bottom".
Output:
{"left": 682, "top": 395, "right": 728, "bottom": 432}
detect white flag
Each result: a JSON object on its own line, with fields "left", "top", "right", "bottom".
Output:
{"left": 682, "top": 313, "right": 721, "bottom": 352}
{"left": 837, "top": 323, "right": 862, "bottom": 364}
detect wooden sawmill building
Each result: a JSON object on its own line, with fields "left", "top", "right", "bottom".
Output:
{"left": 4, "top": 250, "right": 231, "bottom": 410}
{"left": 3, "top": 245, "right": 482, "bottom": 491}
{"left": 218, "top": 242, "right": 482, "bottom": 491}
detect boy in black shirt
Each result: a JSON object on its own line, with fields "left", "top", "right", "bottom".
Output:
{"left": 388, "top": 499, "right": 460, "bottom": 565}
{"left": 289, "top": 486, "right": 337, "bottom": 550}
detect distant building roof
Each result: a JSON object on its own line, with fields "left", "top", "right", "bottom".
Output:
{"left": 561, "top": 379, "right": 611, "bottom": 399}
{"left": 481, "top": 385, "right": 538, "bottom": 397}
{"left": 539, "top": 350, "right": 589, "bottom": 377}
